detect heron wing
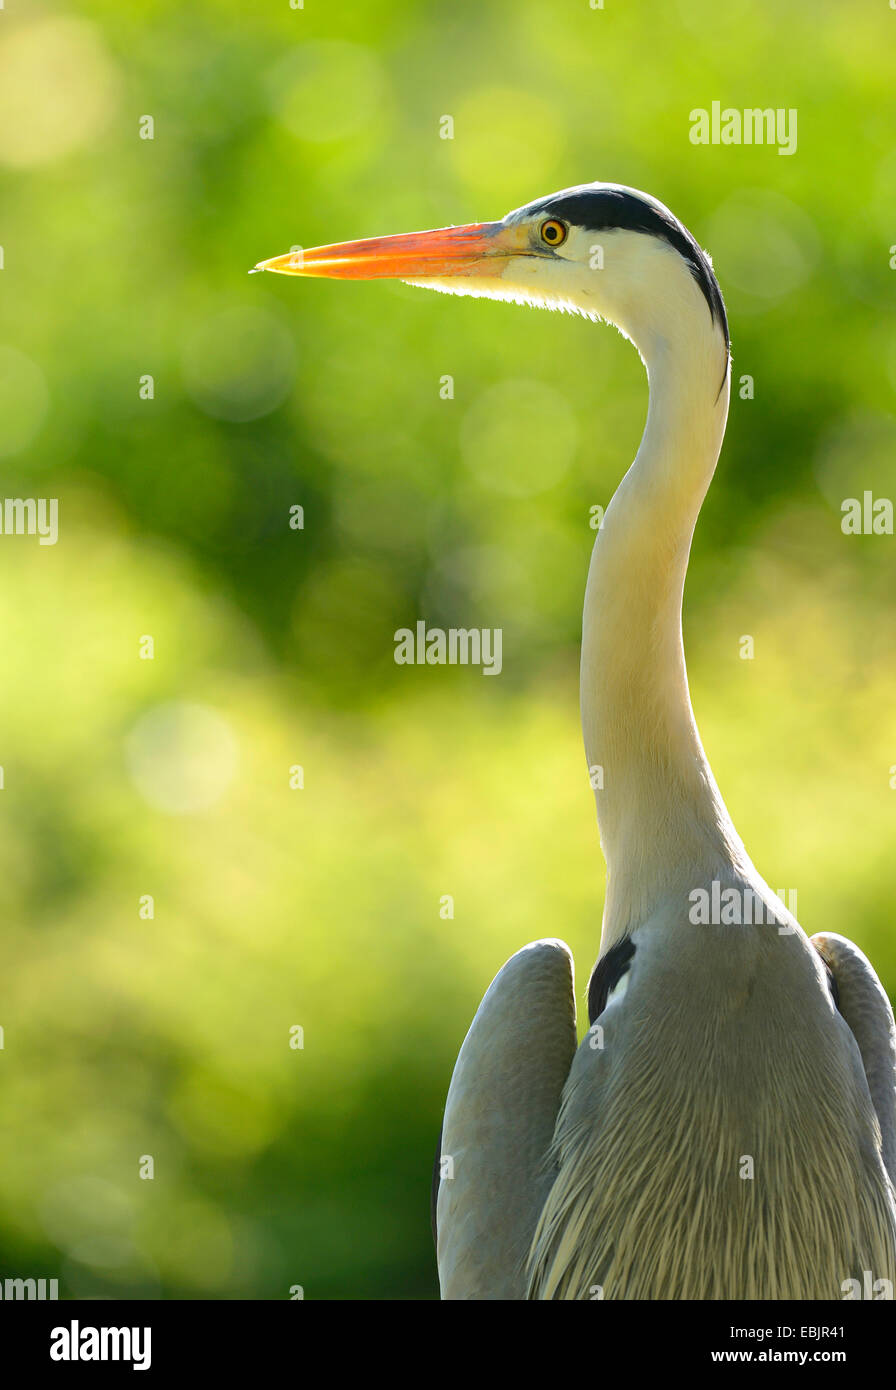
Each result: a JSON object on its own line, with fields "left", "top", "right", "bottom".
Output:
{"left": 434, "top": 938, "right": 577, "bottom": 1299}
{"left": 812, "top": 931, "right": 896, "bottom": 1186}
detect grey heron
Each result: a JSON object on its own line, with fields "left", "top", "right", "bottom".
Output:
{"left": 255, "top": 184, "right": 896, "bottom": 1300}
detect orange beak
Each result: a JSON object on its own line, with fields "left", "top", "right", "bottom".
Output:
{"left": 252, "top": 220, "right": 528, "bottom": 280}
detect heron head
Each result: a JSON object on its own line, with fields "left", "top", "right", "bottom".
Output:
{"left": 253, "top": 182, "right": 728, "bottom": 359}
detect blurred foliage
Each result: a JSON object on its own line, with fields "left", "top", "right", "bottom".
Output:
{"left": 0, "top": 0, "right": 894, "bottom": 1299}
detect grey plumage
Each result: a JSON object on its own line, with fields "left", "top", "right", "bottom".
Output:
{"left": 436, "top": 941, "right": 576, "bottom": 1299}
{"left": 813, "top": 932, "right": 896, "bottom": 1188}
{"left": 525, "top": 914, "right": 896, "bottom": 1299}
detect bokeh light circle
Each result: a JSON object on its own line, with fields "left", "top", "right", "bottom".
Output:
{"left": 266, "top": 41, "right": 387, "bottom": 144}
{"left": 181, "top": 305, "right": 295, "bottom": 422}
{"left": 461, "top": 379, "right": 578, "bottom": 496}
{"left": 0, "top": 17, "right": 120, "bottom": 167}
{"left": 126, "top": 702, "right": 238, "bottom": 814}
{"left": 706, "top": 189, "right": 821, "bottom": 305}
{"left": 449, "top": 87, "right": 564, "bottom": 204}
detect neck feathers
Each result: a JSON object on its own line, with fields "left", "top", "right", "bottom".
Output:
{"left": 581, "top": 291, "right": 741, "bottom": 950}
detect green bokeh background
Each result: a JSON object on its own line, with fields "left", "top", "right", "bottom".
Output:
{"left": 0, "top": 0, "right": 894, "bottom": 1298}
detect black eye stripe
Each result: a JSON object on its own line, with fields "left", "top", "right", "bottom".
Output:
{"left": 516, "top": 185, "right": 728, "bottom": 352}
{"left": 587, "top": 938, "right": 636, "bottom": 1025}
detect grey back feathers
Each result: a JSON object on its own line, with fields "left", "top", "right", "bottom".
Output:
{"left": 436, "top": 916, "right": 896, "bottom": 1299}
{"left": 525, "top": 914, "right": 895, "bottom": 1299}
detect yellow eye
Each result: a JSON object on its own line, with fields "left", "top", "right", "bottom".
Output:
{"left": 539, "top": 218, "right": 567, "bottom": 247}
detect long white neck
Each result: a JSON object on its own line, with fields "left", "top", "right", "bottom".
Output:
{"left": 581, "top": 301, "right": 748, "bottom": 952}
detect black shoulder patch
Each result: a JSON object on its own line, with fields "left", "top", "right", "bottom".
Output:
{"left": 514, "top": 184, "right": 729, "bottom": 352}
{"left": 587, "top": 936, "right": 636, "bottom": 1025}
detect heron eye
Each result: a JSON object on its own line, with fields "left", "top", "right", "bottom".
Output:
{"left": 539, "top": 218, "right": 567, "bottom": 247}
